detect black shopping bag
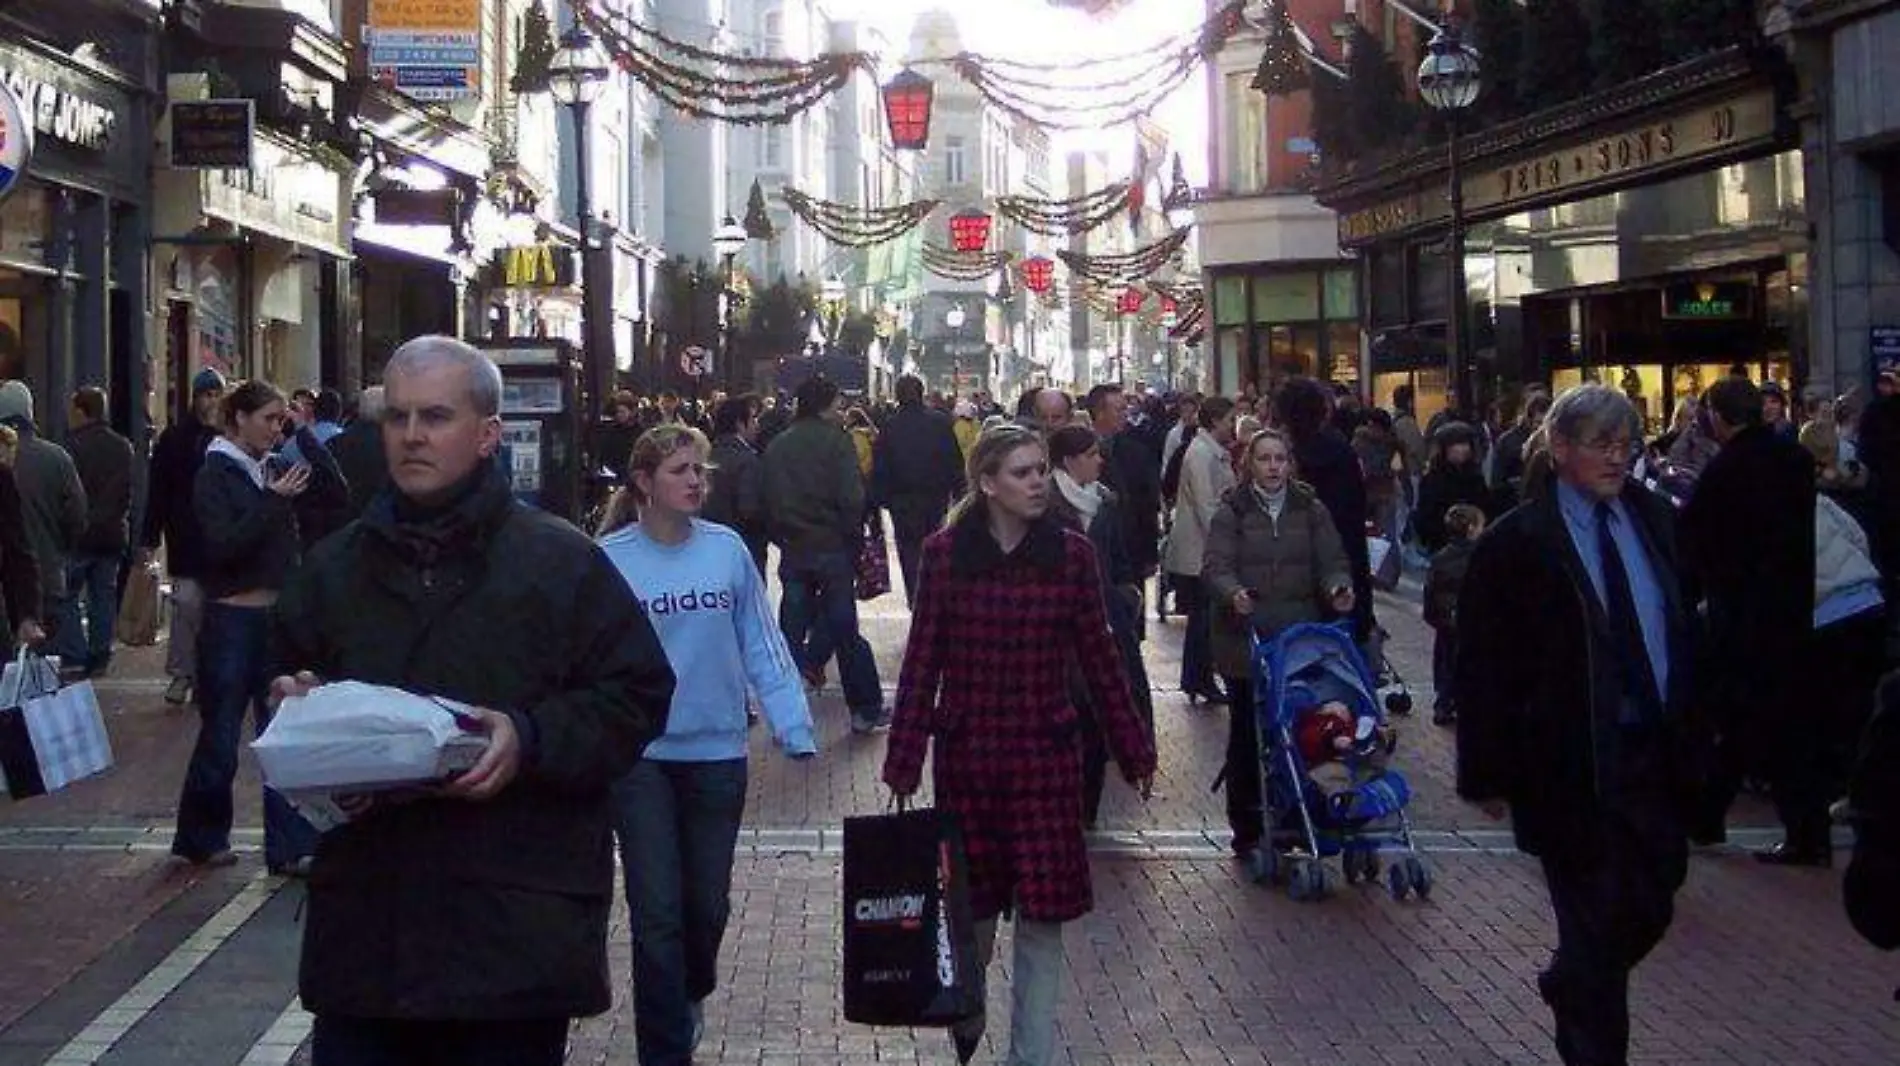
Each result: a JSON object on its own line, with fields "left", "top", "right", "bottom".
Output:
{"left": 842, "top": 807, "right": 984, "bottom": 1027}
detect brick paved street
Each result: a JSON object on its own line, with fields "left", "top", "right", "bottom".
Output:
{"left": 0, "top": 575, "right": 1890, "bottom": 1064}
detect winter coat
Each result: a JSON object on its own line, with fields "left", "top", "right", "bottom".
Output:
{"left": 1455, "top": 482, "right": 1704, "bottom": 858}
{"left": 283, "top": 425, "right": 353, "bottom": 550}
{"left": 66, "top": 421, "right": 133, "bottom": 555}
{"left": 882, "top": 513, "right": 1157, "bottom": 923}
{"left": 1415, "top": 463, "right": 1490, "bottom": 553}
{"left": 1352, "top": 423, "right": 1403, "bottom": 507}
{"left": 193, "top": 449, "right": 301, "bottom": 600}
{"left": 1423, "top": 539, "right": 1475, "bottom": 631}
{"left": 1162, "top": 432, "right": 1234, "bottom": 578}
{"left": 1049, "top": 484, "right": 1156, "bottom": 734}
{"left": 1201, "top": 482, "right": 1350, "bottom": 680}
{"left": 271, "top": 463, "right": 675, "bottom": 1020}
{"left": 329, "top": 419, "right": 389, "bottom": 522}
{"left": 141, "top": 413, "right": 220, "bottom": 578}
{"left": 1679, "top": 424, "right": 1814, "bottom": 728}
{"left": 0, "top": 465, "right": 40, "bottom": 643}
{"left": 1815, "top": 494, "right": 1881, "bottom": 609}
{"left": 762, "top": 417, "right": 865, "bottom": 558}
{"left": 1292, "top": 428, "right": 1374, "bottom": 640}
{"left": 5, "top": 424, "right": 85, "bottom": 602}
{"left": 870, "top": 404, "right": 966, "bottom": 514}
{"left": 704, "top": 433, "right": 767, "bottom": 565}
{"left": 1097, "top": 431, "right": 1163, "bottom": 577}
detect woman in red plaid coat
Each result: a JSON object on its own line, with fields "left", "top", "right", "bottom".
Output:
{"left": 883, "top": 423, "right": 1157, "bottom": 1066}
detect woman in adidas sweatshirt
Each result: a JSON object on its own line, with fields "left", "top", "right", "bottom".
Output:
{"left": 599, "top": 424, "right": 815, "bottom": 1066}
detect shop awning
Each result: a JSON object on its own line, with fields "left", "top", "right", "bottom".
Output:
{"left": 355, "top": 221, "right": 462, "bottom": 269}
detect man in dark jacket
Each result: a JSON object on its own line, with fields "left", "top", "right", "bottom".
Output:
{"left": 329, "top": 385, "right": 390, "bottom": 521}
{"left": 53, "top": 387, "right": 132, "bottom": 675}
{"left": 141, "top": 368, "right": 225, "bottom": 705}
{"left": 872, "top": 375, "right": 966, "bottom": 606}
{"left": 269, "top": 336, "right": 675, "bottom": 1066}
{"left": 703, "top": 393, "right": 768, "bottom": 573}
{"left": 1085, "top": 384, "right": 1163, "bottom": 584}
{"left": 763, "top": 376, "right": 886, "bottom": 732}
{"left": 0, "top": 381, "right": 86, "bottom": 660}
{"left": 1681, "top": 376, "right": 1820, "bottom": 862}
{"left": 1458, "top": 383, "right": 1700, "bottom": 1066}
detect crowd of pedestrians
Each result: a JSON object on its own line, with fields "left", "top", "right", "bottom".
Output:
{"left": 17, "top": 337, "right": 1900, "bottom": 1066}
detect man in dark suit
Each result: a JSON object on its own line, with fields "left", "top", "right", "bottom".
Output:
{"left": 1457, "top": 383, "right": 1701, "bottom": 1066}
{"left": 871, "top": 375, "right": 966, "bottom": 606}
{"left": 1084, "top": 384, "right": 1163, "bottom": 586}
{"left": 1681, "top": 377, "right": 1819, "bottom": 861}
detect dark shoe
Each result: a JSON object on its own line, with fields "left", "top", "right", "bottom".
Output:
{"left": 164, "top": 676, "right": 192, "bottom": 705}
{"left": 269, "top": 856, "right": 315, "bottom": 878}
{"left": 1431, "top": 707, "right": 1456, "bottom": 726}
{"left": 850, "top": 707, "right": 893, "bottom": 735}
{"left": 953, "top": 1028, "right": 982, "bottom": 1065}
{"left": 1755, "top": 841, "right": 1832, "bottom": 868}
{"left": 176, "top": 848, "right": 238, "bottom": 869}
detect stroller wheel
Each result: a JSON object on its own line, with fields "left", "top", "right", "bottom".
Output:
{"left": 1404, "top": 857, "right": 1432, "bottom": 900}
{"left": 1246, "top": 846, "right": 1279, "bottom": 886}
{"left": 1385, "top": 691, "right": 1414, "bottom": 717}
{"left": 1287, "top": 858, "right": 1327, "bottom": 902}
{"left": 1387, "top": 861, "right": 1414, "bottom": 901}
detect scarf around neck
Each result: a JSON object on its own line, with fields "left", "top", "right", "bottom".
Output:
{"left": 1055, "top": 469, "right": 1105, "bottom": 525}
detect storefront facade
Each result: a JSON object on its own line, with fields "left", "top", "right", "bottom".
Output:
{"left": 1205, "top": 262, "right": 1361, "bottom": 398}
{"left": 0, "top": 3, "right": 157, "bottom": 441}
{"left": 1319, "top": 48, "right": 1803, "bottom": 428}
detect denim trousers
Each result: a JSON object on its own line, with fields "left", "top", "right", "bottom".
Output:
{"left": 311, "top": 1015, "right": 569, "bottom": 1066}
{"left": 613, "top": 758, "right": 749, "bottom": 1066}
{"left": 778, "top": 551, "right": 882, "bottom": 715}
{"left": 51, "top": 552, "right": 121, "bottom": 667}
{"left": 171, "top": 603, "right": 317, "bottom": 869}
{"left": 950, "top": 917, "right": 1066, "bottom": 1066}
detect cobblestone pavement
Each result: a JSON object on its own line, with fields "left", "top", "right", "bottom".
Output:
{"left": 0, "top": 572, "right": 1889, "bottom": 1065}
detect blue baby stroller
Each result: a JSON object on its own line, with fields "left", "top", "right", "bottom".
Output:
{"left": 1243, "top": 623, "right": 1431, "bottom": 902}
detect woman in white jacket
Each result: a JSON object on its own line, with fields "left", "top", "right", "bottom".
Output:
{"left": 1813, "top": 494, "right": 1887, "bottom": 824}
{"left": 1162, "top": 397, "right": 1239, "bottom": 704}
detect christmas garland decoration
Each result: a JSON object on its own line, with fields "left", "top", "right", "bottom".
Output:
{"left": 1057, "top": 228, "right": 1193, "bottom": 285}
{"left": 993, "top": 182, "right": 1132, "bottom": 237}
{"left": 577, "top": 5, "right": 873, "bottom": 124}
{"left": 781, "top": 187, "right": 940, "bottom": 248}
{"left": 920, "top": 244, "right": 1015, "bottom": 282}
{"left": 1251, "top": 0, "right": 1310, "bottom": 97}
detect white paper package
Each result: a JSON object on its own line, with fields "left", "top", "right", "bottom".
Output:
{"left": 252, "top": 681, "right": 490, "bottom": 793}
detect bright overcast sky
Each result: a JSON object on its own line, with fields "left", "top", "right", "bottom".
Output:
{"left": 821, "top": 0, "right": 1211, "bottom": 182}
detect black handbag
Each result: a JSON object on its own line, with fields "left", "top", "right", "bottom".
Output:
{"left": 841, "top": 806, "right": 984, "bottom": 1027}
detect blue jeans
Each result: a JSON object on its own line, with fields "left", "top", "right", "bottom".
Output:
{"left": 778, "top": 551, "right": 882, "bottom": 715}
{"left": 311, "top": 1016, "right": 568, "bottom": 1066}
{"left": 171, "top": 603, "right": 316, "bottom": 869}
{"left": 50, "top": 552, "right": 119, "bottom": 668}
{"left": 612, "top": 758, "right": 748, "bottom": 1066}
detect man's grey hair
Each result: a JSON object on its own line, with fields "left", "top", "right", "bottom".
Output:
{"left": 356, "top": 385, "right": 386, "bottom": 421}
{"left": 1544, "top": 383, "right": 1641, "bottom": 446}
{"left": 385, "top": 335, "right": 502, "bottom": 418}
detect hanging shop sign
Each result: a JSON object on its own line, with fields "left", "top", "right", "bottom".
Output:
{"left": 1660, "top": 280, "right": 1753, "bottom": 321}
{"left": 0, "top": 77, "right": 30, "bottom": 205}
{"left": 169, "top": 100, "right": 254, "bottom": 170}
{"left": 1338, "top": 86, "right": 1782, "bottom": 248}
{"left": 493, "top": 243, "right": 577, "bottom": 288}
{"left": 367, "top": 0, "right": 482, "bottom": 103}
{"left": 1871, "top": 325, "right": 1900, "bottom": 377}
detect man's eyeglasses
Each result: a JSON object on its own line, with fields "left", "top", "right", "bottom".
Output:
{"left": 1580, "top": 437, "right": 1635, "bottom": 461}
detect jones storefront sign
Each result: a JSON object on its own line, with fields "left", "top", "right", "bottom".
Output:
{"left": 0, "top": 63, "right": 114, "bottom": 153}
{"left": 1338, "top": 87, "right": 1780, "bottom": 246}
{"left": 0, "top": 78, "right": 30, "bottom": 203}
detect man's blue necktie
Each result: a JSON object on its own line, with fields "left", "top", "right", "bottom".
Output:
{"left": 1596, "top": 501, "right": 1663, "bottom": 721}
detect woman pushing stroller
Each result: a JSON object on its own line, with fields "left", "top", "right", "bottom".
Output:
{"left": 1202, "top": 427, "right": 1356, "bottom": 857}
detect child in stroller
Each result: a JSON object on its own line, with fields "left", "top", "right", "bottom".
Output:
{"left": 1286, "top": 674, "right": 1406, "bottom": 826}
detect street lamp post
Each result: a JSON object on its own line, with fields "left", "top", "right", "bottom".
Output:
{"left": 711, "top": 216, "right": 748, "bottom": 395}
{"left": 1417, "top": 18, "right": 1481, "bottom": 414}
{"left": 945, "top": 303, "right": 967, "bottom": 396}
{"left": 547, "top": 25, "right": 610, "bottom": 442}
{"left": 821, "top": 276, "right": 847, "bottom": 340}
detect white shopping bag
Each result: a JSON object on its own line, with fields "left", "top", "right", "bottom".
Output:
{"left": 1367, "top": 536, "right": 1401, "bottom": 592}
{"left": 251, "top": 681, "right": 489, "bottom": 794}
{"left": 0, "top": 649, "right": 113, "bottom": 800}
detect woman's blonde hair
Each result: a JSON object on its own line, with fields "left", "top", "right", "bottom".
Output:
{"left": 598, "top": 424, "right": 710, "bottom": 535}
{"left": 0, "top": 424, "right": 18, "bottom": 468}
{"left": 944, "top": 423, "right": 1046, "bottom": 529}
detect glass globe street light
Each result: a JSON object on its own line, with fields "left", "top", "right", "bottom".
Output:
{"left": 547, "top": 26, "right": 613, "bottom": 461}
{"left": 945, "top": 304, "right": 967, "bottom": 331}
{"left": 1417, "top": 19, "right": 1481, "bottom": 414}
{"left": 710, "top": 216, "right": 750, "bottom": 396}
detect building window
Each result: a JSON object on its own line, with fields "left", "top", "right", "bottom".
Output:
{"left": 762, "top": 10, "right": 783, "bottom": 55}
{"left": 763, "top": 126, "right": 783, "bottom": 169}
{"left": 944, "top": 135, "right": 967, "bottom": 185}
{"left": 1223, "top": 72, "right": 1268, "bottom": 194}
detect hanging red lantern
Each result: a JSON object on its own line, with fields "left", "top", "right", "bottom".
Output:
{"left": 1117, "top": 287, "right": 1145, "bottom": 315}
{"left": 1159, "top": 294, "right": 1179, "bottom": 326}
{"left": 948, "top": 209, "right": 993, "bottom": 253}
{"left": 1020, "top": 256, "right": 1055, "bottom": 294}
{"left": 881, "top": 69, "right": 935, "bottom": 151}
